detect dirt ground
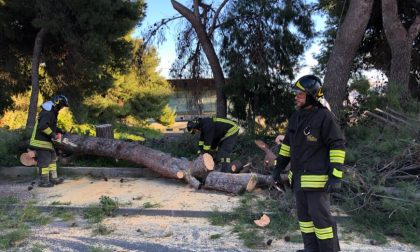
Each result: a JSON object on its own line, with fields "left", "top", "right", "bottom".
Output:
{"left": 0, "top": 177, "right": 419, "bottom": 252}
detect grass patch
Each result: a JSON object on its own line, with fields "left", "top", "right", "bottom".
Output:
{"left": 142, "top": 202, "right": 161, "bottom": 208}
{"left": 0, "top": 196, "right": 19, "bottom": 205}
{"left": 92, "top": 224, "right": 114, "bottom": 236}
{"left": 89, "top": 246, "right": 113, "bottom": 252}
{"left": 287, "top": 233, "right": 303, "bottom": 243}
{"left": 83, "top": 196, "right": 119, "bottom": 223}
{"left": 51, "top": 208, "right": 74, "bottom": 222}
{"left": 209, "top": 233, "right": 222, "bottom": 239}
{"left": 31, "top": 243, "right": 47, "bottom": 252}
{"left": 84, "top": 205, "right": 105, "bottom": 223}
{"left": 20, "top": 203, "right": 50, "bottom": 225}
{"left": 0, "top": 228, "right": 29, "bottom": 249}
{"left": 209, "top": 192, "right": 297, "bottom": 248}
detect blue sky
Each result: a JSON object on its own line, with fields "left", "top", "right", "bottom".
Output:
{"left": 137, "top": 1, "right": 178, "bottom": 78}
{"left": 137, "top": 0, "right": 325, "bottom": 79}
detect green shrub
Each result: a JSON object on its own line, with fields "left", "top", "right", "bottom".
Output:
{"left": 0, "top": 110, "right": 27, "bottom": 130}
{"left": 0, "top": 129, "right": 25, "bottom": 166}
{"left": 158, "top": 105, "right": 176, "bottom": 126}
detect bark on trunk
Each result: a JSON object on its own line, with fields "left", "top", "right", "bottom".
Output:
{"left": 96, "top": 124, "right": 114, "bottom": 139}
{"left": 176, "top": 154, "right": 214, "bottom": 189}
{"left": 256, "top": 173, "right": 289, "bottom": 187}
{"left": 203, "top": 171, "right": 258, "bottom": 194}
{"left": 171, "top": 0, "right": 227, "bottom": 117}
{"left": 323, "top": 0, "right": 374, "bottom": 115}
{"left": 57, "top": 134, "right": 206, "bottom": 180}
{"left": 382, "top": 0, "right": 420, "bottom": 102}
{"left": 26, "top": 28, "right": 47, "bottom": 129}
{"left": 55, "top": 135, "right": 262, "bottom": 192}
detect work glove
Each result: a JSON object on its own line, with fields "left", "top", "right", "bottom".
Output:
{"left": 325, "top": 177, "right": 342, "bottom": 193}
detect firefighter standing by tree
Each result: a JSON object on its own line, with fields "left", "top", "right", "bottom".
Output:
{"left": 29, "top": 95, "right": 69, "bottom": 187}
{"left": 272, "top": 75, "right": 346, "bottom": 252}
{"left": 187, "top": 117, "right": 239, "bottom": 173}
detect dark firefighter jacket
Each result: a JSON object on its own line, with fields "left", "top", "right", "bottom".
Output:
{"left": 273, "top": 106, "right": 346, "bottom": 191}
{"left": 29, "top": 109, "right": 63, "bottom": 150}
{"left": 197, "top": 117, "right": 239, "bottom": 153}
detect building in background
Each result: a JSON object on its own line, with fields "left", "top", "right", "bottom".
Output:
{"left": 167, "top": 78, "right": 217, "bottom": 121}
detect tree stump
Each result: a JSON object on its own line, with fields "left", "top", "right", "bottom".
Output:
{"left": 96, "top": 124, "right": 114, "bottom": 139}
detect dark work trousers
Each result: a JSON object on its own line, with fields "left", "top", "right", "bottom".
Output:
{"left": 36, "top": 149, "right": 57, "bottom": 176}
{"left": 216, "top": 133, "right": 238, "bottom": 173}
{"left": 36, "top": 149, "right": 57, "bottom": 169}
{"left": 295, "top": 190, "right": 340, "bottom": 252}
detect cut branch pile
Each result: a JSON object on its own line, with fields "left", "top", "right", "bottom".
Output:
{"left": 363, "top": 107, "right": 420, "bottom": 130}
{"left": 377, "top": 143, "right": 420, "bottom": 183}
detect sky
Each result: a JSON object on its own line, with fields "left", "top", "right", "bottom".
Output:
{"left": 136, "top": 1, "right": 178, "bottom": 78}
{"left": 137, "top": 1, "right": 326, "bottom": 80}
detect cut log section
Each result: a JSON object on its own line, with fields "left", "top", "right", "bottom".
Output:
{"left": 203, "top": 171, "right": 258, "bottom": 194}
{"left": 231, "top": 160, "right": 244, "bottom": 173}
{"left": 254, "top": 214, "right": 270, "bottom": 227}
{"left": 189, "top": 154, "right": 214, "bottom": 178}
{"left": 175, "top": 154, "right": 214, "bottom": 189}
{"left": 96, "top": 124, "right": 114, "bottom": 139}
{"left": 176, "top": 170, "right": 201, "bottom": 189}
{"left": 20, "top": 150, "right": 37, "bottom": 166}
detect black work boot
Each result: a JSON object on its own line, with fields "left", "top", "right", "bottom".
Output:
{"left": 50, "top": 171, "right": 64, "bottom": 185}
{"left": 51, "top": 177, "right": 64, "bottom": 185}
{"left": 39, "top": 175, "right": 54, "bottom": 187}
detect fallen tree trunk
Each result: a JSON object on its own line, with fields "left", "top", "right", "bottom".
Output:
{"left": 56, "top": 134, "right": 212, "bottom": 184}
{"left": 55, "top": 134, "right": 284, "bottom": 194}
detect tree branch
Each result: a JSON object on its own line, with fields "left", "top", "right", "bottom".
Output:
{"left": 208, "top": 0, "right": 229, "bottom": 37}
{"left": 408, "top": 15, "right": 420, "bottom": 42}
{"left": 193, "top": 0, "right": 199, "bottom": 18}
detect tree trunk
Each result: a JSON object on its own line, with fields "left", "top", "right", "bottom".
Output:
{"left": 203, "top": 171, "right": 258, "bottom": 195}
{"left": 56, "top": 135, "right": 210, "bottom": 180}
{"left": 323, "top": 0, "right": 374, "bottom": 116}
{"left": 382, "top": 0, "right": 420, "bottom": 102}
{"left": 26, "top": 28, "right": 47, "bottom": 129}
{"left": 96, "top": 124, "right": 114, "bottom": 139}
{"left": 171, "top": 0, "right": 227, "bottom": 117}
{"left": 55, "top": 135, "right": 266, "bottom": 194}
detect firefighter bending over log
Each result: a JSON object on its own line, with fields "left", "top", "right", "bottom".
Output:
{"left": 187, "top": 117, "right": 239, "bottom": 173}
{"left": 29, "top": 95, "right": 69, "bottom": 187}
{"left": 272, "top": 75, "right": 346, "bottom": 252}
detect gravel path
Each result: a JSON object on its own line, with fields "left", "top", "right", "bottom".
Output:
{"left": 1, "top": 178, "right": 419, "bottom": 252}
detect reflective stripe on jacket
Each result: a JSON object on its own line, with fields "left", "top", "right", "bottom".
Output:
{"left": 274, "top": 106, "right": 346, "bottom": 191}
{"left": 198, "top": 117, "right": 239, "bottom": 152}
{"left": 29, "top": 109, "right": 59, "bottom": 150}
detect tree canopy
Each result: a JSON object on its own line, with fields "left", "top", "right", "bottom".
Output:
{"left": 220, "top": 0, "right": 315, "bottom": 130}
{"left": 0, "top": 0, "right": 146, "bottom": 118}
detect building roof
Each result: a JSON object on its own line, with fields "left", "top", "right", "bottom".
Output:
{"left": 167, "top": 78, "right": 217, "bottom": 91}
